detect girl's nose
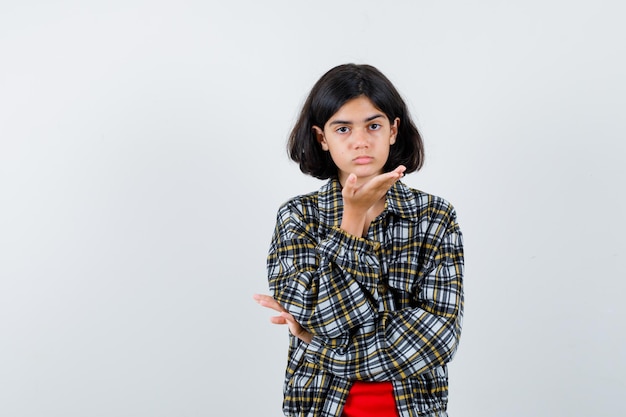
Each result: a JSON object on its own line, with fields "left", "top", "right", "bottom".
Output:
{"left": 353, "top": 128, "right": 368, "bottom": 148}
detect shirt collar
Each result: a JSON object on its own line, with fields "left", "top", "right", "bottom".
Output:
{"left": 318, "top": 178, "right": 420, "bottom": 229}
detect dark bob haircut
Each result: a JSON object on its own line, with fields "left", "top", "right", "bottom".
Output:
{"left": 288, "top": 63, "right": 425, "bottom": 180}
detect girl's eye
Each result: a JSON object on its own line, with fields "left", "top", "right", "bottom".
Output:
{"left": 369, "top": 123, "right": 381, "bottom": 130}
{"left": 336, "top": 126, "right": 350, "bottom": 134}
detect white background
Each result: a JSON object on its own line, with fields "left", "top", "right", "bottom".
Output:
{"left": 1, "top": 1, "right": 624, "bottom": 416}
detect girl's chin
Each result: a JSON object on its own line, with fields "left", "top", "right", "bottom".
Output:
{"left": 353, "top": 167, "right": 384, "bottom": 177}
{"left": 339, "top": 169, "right": 384, "bottom": 184}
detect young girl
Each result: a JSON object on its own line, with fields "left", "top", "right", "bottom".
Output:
{"left": 254, "top": 64, "right": 464, "bottom": 417}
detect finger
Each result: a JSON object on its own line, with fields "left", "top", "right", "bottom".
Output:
{"left": 279, "top": 311, "right": 296, "bottom": 322}
{"left": 386, "top": 166, "right": 406, "bottom": 181}
{"left": 342, "top": 173, "right": 358, "bottom": 194}
{"left": 383, "top": 166, "right": 406, "bottom": 184}
{"left": 253, "top": 294, "right": 279, "bottom": 306}
{"left": 259, "top": 300, "right": 284, "bottom": 313}
{"left": 394, "top": 165, "right": 407, "bottom": 175}
{"left": 269, "top": 316, "right": 288, "bottom": 325}
{"left": 253, "top": 294, "right": 286, "bottom": 313}
{"left": 253, "top": 293, "right": 273, "bottom": 302}
{"left": 367, "top": 172, "right": 401, "bottom": 191}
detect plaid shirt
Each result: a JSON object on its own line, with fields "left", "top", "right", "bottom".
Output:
{"left": 267, "top": 179, "right": 464, "bottom": 417}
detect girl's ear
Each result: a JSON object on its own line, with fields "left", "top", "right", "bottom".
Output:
{"left": 389, "top": 117, "right": 400, "bottom": 145}
{"left": 312, "top": 126, "right": 329, "bottom": 151}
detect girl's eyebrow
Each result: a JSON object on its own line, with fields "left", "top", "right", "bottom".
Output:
{"left": 328, "top": 114, "right": 385, "bottom": 126}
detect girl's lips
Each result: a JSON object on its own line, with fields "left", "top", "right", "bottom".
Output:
{"left": 353, "top": 156, "right": 373, "bottom": 164}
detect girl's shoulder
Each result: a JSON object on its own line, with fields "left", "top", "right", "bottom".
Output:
{"left": 279, "top": 190, "right": 318, "bottom": 207}
{"left": 275, "top": 190, "right": 320, "bottom": 220}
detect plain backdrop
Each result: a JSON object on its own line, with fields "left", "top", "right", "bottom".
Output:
{"left": 1, "top": 1, "right": 625, "bottom": 416}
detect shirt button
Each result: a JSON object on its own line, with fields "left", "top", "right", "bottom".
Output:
{"left": 378, "top": 283, "right": 388, "bottom": 294}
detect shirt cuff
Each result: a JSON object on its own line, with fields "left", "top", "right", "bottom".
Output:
{"left": 317, "top": 227, "right": 381, "bottom": 274}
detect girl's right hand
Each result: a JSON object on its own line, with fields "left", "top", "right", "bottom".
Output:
{"left": 342, "top": 165, "right": 406, "bottom": 211}
{"left": 340, "top": 165, "right": 405, "bottom": 236}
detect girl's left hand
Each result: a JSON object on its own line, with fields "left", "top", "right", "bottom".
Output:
{"left": 253, "top": 294, "right": 313, "bottom": 344}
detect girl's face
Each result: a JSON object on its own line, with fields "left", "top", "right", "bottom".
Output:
{"left": 313, "top": 96, "right": 399, "bottom": 186}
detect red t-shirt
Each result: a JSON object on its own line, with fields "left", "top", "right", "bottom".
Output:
{"left": 341, "top": 381, "right": 399, "bottom": 417}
